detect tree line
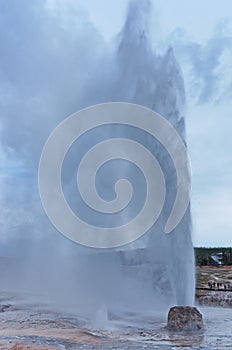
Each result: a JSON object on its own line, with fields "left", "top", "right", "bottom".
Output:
{"left": 195, "top": 247, "right": 232, "bottom": 266}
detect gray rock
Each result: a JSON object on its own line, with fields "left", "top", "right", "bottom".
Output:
{"left": 167, "top": 306, "right": 203, "bottom": 331}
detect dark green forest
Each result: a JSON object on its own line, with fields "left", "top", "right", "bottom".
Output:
{"left": 195, "top": 247, "right": 232, "bottom": 266}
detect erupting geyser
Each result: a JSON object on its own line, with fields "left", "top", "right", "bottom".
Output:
{"left": 0, "top": 0, "right": 195, "bottom": 322}
{"left": 79, "top": 0, "right": 195, "bottom": 310}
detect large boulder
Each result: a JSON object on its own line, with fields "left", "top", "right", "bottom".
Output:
{"left": 167, "top": 306, "right": 203, "bottom": 331}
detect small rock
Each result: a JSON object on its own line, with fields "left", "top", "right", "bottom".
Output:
{"left": 167, "top": 306, "right": 203, "bottom": 331}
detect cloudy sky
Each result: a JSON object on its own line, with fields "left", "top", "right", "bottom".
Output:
{"left": 1, "top": 0, "right": 232, "bottom": 247}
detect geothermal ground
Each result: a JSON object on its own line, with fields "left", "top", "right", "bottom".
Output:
{"left": 0, "top": 266, "right": 230, "bottom": 349}
{"left": 0, "top": 267, "right": 231, "bottom": 350}
{"left": 196, "top": 266, "right": 232, "bottom": 288}
{"left": 196, "top": 266, "right": 232, "bottom": 307}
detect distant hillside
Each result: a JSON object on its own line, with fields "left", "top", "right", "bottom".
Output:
{"left": 195, "top": 247, "right": 232, "bottom": 266}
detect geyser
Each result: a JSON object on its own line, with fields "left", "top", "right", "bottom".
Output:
{"left": 0, "top": 0, "right": 195, "bottom": 321}
{"left": 77, "top": 0, "right": 195, "bottom": 309}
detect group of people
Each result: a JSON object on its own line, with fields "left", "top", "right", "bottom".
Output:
{"left": 208, "top": 280, "right": 231, "bottom": 290}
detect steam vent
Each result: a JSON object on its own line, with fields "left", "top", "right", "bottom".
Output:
{"left": 167, "top": 306, "right": 203, "bottom": 332}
